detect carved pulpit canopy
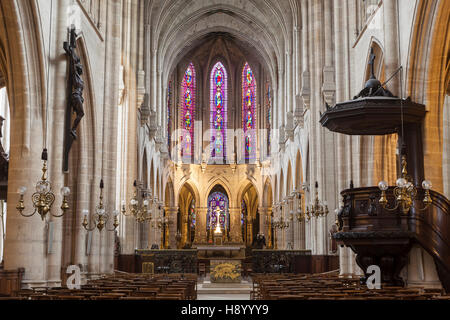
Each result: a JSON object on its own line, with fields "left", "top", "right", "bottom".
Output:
{"left": 319, "top": 48, "right": 425, "bottom": 136}
{"left": 353, "top": 48, "right": 395, "bottom": 99}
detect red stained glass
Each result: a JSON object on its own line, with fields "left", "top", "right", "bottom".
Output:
{"left": 181, "top": 63, "right": 196, "bottom": 159}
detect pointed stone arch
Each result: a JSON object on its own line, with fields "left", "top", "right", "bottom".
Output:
{"left": 142, "top": 151, "right": 149, "bottom": 189}
{"left": 407, "top": 0, "right": 450, "bottom": 194}
{"left": 164, "top": 177, "right": 175, "bottom": 207}
{"left": 263, "top": 177, "right": 273, "bottom": 208}
{"left": 295, "top": 149, "right": 303, "bottom": 190}
{"left": 286, "top": 160, "right": 293, "bottom": 196}
{"left": 279, "top": 169, "right": 284, "bottom": 202}
{"left": 178, "top": 179, "right": 201, "bottom": 209}
{"left": 150, "top": 159, "right": 155, "bottom": 198}
{"left": 204, "top": 178, "right": 234, "bottom": 207}
{"left": 156, "top": 167, "right": 160, "bottom": 201}
{"left": 236, "top": 180, "right": 260, "bottom": 208}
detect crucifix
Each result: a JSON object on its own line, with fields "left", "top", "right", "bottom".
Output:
{"left": 368, "top": 47, "right": 376, "bottom": 79}
{"left": 63, "top": 26, "right": 85, "bottom": 172}
{"left": 213, "top": 206, "right": 222, "bottom": 230}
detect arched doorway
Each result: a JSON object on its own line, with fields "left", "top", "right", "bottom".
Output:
{"left": 240, "top": 183, "right": 259, "bottom": 247}
{"left": 162, "top": 178, "right": 175, "bottom": 249}
{"left": 178, "top": 183, "right": 197, "bottom": 248}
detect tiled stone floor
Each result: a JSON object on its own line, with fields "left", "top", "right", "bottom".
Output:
{"left": 196, "top": 276, "right": 252, "bottom": 300}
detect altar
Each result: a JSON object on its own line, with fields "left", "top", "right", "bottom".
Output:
{"left": 195, "top": 245, "right": 244, "bottom": 259}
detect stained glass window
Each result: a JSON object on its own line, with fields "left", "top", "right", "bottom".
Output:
{"left": 210, "top": 62, "right": 228, "bottom": 162}
{"left": 241, "top": 199, "right": 247, "bottom": 226}
{"left": 181, "top": 63, "right": 196, "bottom": 160}
{"left": 242, "top": 63, "right": 256, "bottom": 161}
{"left": 189, "top": 200, "right": 196, "bottom": 228}
{"left": 207, "top": 191, "right": 229, "bottom": 231}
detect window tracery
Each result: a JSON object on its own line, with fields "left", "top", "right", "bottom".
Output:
{"left": 210, "top": 62, "right": 228, "bottom": 162}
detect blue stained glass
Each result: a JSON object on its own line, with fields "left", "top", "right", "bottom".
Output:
{"left": 207, "top": 191, "right": 229, "bottom": 230}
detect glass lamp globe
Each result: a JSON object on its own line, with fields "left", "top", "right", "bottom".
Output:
{"left": 36, "top": 181, "right": 50, "bottom": 194}
{"left": 143, "top": 200, "right": 149, "bottom": 206}
{"left": 130, "top": 199, "right": 138, "bottom": 206}
{"left": 378, "top": 181, "right": 388, "bottom": 191}
{"left": 60, "top": 187, "right": 71, "bottom": 196}
{"left": 422, "top": 180, "right": 432, "bottom": 190}
{"left": 82, "top": 209, "right": 89, "bottom": 216}
{"left": 18, "top": 186, "right": 27, "bottom": 195}
{"left": 396, "top": 178, "right": 407, "bottom": 188}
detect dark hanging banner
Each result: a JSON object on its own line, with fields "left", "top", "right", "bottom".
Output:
{"left": 63, "top": 26, "right": 85, "bottom": 172}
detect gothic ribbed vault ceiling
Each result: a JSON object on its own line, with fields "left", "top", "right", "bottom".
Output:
{"left": 146, "top": 0, "right": 299, "bottom": 86}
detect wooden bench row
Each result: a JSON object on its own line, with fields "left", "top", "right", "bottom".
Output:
{"left": 251, "top": 273, "right": 448, "bottom": 300}
{"left": 13, "top": 273, "right": 197, "bottom": 300}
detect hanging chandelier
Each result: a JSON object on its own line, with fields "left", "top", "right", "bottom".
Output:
{"left": 153, "top": 206, "right": 172, "bottom": 230}
{"left": 121, "top": 180, "right": 152, "bottom": 223}
{"left": 273, "top": 215, "right": 289, "bottom": 230}
{"left": 16, "top": 149, "right": 70, "bottom": 220}
{"left": 305, "top": 181, "right": 329, "bottom": 219}
{"left": 82, "top": 179, "right": 118, "bottom": 232}
{"left": 378, "top": 154, "right": 432, "bottom": 215}
{"left": 291, "top": 189, "right": 306, "bottom": 221}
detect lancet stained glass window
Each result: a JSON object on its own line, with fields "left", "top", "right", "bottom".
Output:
{"left": 207, "top": 191, "right": 229, "bottom": 231}
{"left": 181, "top": 63, "right": 196, "bottom": 160}
{"left": 242, "top": 63, "right": 256, "bottom": 160}
{"left": 189, "top": 199, "right": 196, "bottom": 228}
{"left": 241, "top": 199, "right": 247, "bottom": 226}
{"left": 210, "top": 62, "right": 228, "bottom": 161}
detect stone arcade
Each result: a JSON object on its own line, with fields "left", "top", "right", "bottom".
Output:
{"left": 0, "top": 0, "right": 449, "bottom": 301}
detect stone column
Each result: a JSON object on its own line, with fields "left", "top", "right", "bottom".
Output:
{"left": 159, "top": 224, "right": 164, "bottom": 249}
{"left": 288, "top": 196, "right": 295, "bottom": 249}
{"left": 0, "top": 201, "right": 4, "bottom": 263}
{"left": 300, "top": 0, "right": 311, "bottom": 110}
{"left": 282, "top": 200, "right": 288, "bottom": 250}
{"left": 246, "top": 216, "right": 253, "bottom": 246}
{"left": 193, "top": 207, "right": 208, "bottom": 245}
{"left": 181, "top": 211, "right": 189, "bottom": 248}
{"left": 383, "top": 0, "right": 401, "bottom": 96}
{"left": 339, "top": 246, "right": 349, "bottom": 276}
{"left": 266, "top": 207, "right": 273, "bottom": 249}
{"left": 229, "top": 207, "right": 242, "bottom": 244}
{"left": 4, "top": 125, "right": 47, "bottom": 288}
{"left": 165, "top": 207, "right": 178, "bottom": 249}
{"left": 258, "top": 206, "right": 268, "bottom": 239}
